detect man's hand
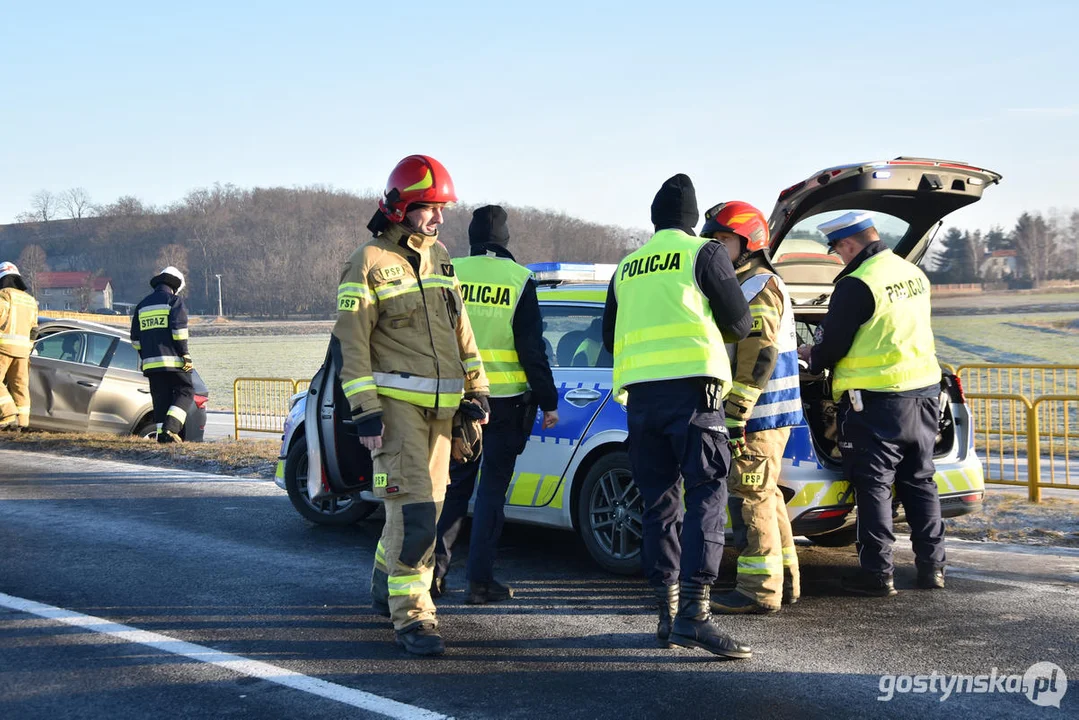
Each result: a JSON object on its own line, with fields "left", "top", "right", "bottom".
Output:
{"left": 725, "top": 416, "right": 747, "bottom": 459}
{"left": 182, "top": 355, "right": 194, "bottom": 372}
{"left": 542, "top": 410, "right": 559, "bottom": 429}
{"left": 359, "top": 434, "right": 383, "bottom": 451}
{"left": 797, "top": 344, "right": 812, "bottom": 362}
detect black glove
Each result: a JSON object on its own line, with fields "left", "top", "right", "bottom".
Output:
{"left": 463, "top": 392, "right": 490, "bottom": 420}
{"left": 452, "top": 401, "right": 484, "bottom": 463}
{"left": 348, "top": 413, "right": 383, "bottom": 438}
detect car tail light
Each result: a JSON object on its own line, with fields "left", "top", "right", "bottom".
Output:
{"left": 942, "top": 373, "right": 966, "bottom": 405}
{"left": 800, "top": 506, "right": 852, "bottom": 521}
{"left": 778, "top": 181, "right": 806, "bottom": 201}
{"left": 960, "top": 493, "right": 982, "bottom": 503}
{"left": 193, "top": 394, "right": 208, "bottom": 410}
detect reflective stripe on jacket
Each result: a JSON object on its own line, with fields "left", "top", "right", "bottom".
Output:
{"left": 130, "top": 287, "right": 189, "bottom": 374}
{"left": 831, "top": 249, "right": 941, "bottom": 400}
{"left": 612, "top": 229, "right": 732, "bottom": 404}
{"left": 0, "top": 288, "right": 38, "bottom": 359}
{"left": 453, "top": 255, "right": 532, "bottom": 398}
{"left": 332, "top": 222, "right": 489, "bottom": 421}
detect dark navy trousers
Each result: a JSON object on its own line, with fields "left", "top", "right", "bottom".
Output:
{"left": 626, "top": 380, "right": 731, "bottom": 588}
{"left": 838, "top": 391, "right": 946, "bottom": 576}
{"left": 435, "top": 396, "right": 532, "bottom": 584}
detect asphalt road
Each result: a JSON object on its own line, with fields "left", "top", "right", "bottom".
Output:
{"left": 1, "top": 450, "right": 1076, "bottom": 720}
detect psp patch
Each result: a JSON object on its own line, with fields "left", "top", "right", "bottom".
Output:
{"left": 741, "top": 472, "right": 764, "bottom": 487}
{"left": 373, "top": 265, "right": 406, "bottom": 283}
{"left": 374, "top": 473, "right": 388, "bottom": 488}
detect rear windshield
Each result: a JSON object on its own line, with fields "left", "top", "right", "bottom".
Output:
{"left": 773, "top": 210, "right": 910, "bottom": 261}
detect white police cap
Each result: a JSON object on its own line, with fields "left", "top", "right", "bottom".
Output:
{"left": 817, "top": 212, "right": 875, "bottom": 243}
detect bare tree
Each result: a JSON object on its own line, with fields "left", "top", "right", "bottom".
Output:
{"left": 74, "top": 273, "right": 100, "bottom": 312}
{"left": 1012, "top": 212, "right": 1058, "bottom": 286}
{"left": 156, "top": 243, "right": 189, "bottom": 277}
{"left": 61, "top": 187, "right": 95, "bottom": 229}
{"left": 16, "top": 244, "right": 49, "bottom": 294}
{"left": 32, "top": 190, "right": 59, "bottom": 222}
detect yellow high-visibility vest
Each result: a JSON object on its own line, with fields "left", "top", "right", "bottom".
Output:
{"left": 454, "top": 256, "right": 533, "bottom": 398}
{"left": 832, "top": 248, "right": 941, "bottom": 400}
{"left": 612, "top": 229, "right": 732, "bottom": 404}
{"left": 0, "top": 288, "right": 38, "bottom": 359}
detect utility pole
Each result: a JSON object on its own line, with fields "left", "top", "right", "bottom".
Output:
{"left": 215, "top": 274, "right": 224, "bottom": 318}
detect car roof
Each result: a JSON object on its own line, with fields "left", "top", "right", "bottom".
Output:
{"left": 537, "top": 283, "right": 608, "bottom": 304}
{"left": 39, "top": 317, "right": 130, "bottom": 339}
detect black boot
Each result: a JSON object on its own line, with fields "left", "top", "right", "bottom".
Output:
{"left": 710, "top": 590, "right": 778, "bottom": 615}
{"left": 431, "top": 576, "right": 448, "bottom": 599}
{"left": 466, "top": 580, "right": 513, "bottom": 605}
{"left": 395, "top": 622, "right": 445, "bottom": 656}
{"left": 841, "top": 571, "right": 897, "bottom": 597}
{"left": 655, "top": 584, "right": 679, "bottom": 648}
{"left": 916, "top": 567, "right": 945, "bottom": 590}
{"left": 669, "top": 583, "right": 752, "bottom": 659}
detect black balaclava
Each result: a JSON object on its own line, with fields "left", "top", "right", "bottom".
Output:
{"left": 0, "top": 274, "right": 26, "bottom": 291}
{"left": 469, "top": 205, "right": 510, "bottom": 248}
{"left": 650, "top": 174, "right": 699, "bottom": 235}
{"left": 150, "top": 272, "right": 180, "bottom": 293}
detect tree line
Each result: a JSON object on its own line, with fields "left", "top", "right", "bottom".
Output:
{"left": 0, "top": 186, "right": 644, "bottom": 316}
{"left": 4, "top": 185, "right": 1076, "bottom": 315}
{"left": 928, "top": 210, "right": 1079, "bottom": 287}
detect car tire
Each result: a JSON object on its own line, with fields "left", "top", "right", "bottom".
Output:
{"left": 284, "top": 434, "right": 379, "bottom": 525}
{"left": 806, "top": 527, "right": 858, "bottom": 547}
{"left": 575, "top": 450, "right": 643, "bottom": 575}
{"left": 133, "top": 418, "right": 157, "bottom": 440}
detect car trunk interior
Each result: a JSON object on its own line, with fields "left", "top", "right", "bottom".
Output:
{"left": 794, "top": 312, "right": 957, "bottom": 466}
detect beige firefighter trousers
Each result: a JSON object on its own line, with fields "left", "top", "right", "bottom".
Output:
{"left": 729, "top": 426, "right": 799, "bottom": 610}
{"left": 0, "top": 354, "right": 30, "bottom": 427}
{"left": 370, "top": 396, "right": 453, "bottom": 631}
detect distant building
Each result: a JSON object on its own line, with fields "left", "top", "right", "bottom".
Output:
{"left": 35, "top": 271, "right": 113, "bottom": 311}
{"left": 980, "top": 249, "right": 1017, "bottom": 282}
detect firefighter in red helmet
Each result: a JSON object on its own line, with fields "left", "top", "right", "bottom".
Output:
{"left": 332, "top": 155, "right": 489, "bottom": 656}
{"left": 701, "top": 201, "right": 803, "bottom": 614}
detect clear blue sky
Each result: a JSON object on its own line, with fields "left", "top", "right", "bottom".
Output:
{"left": 2, "top": 1, "right": 1076, "bottom": 235}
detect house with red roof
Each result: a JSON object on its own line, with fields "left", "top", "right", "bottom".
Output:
{"left": 35, "top": 271, "right": 113, "bottom": 311}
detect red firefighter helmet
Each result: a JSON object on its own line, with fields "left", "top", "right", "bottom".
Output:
{"left": 701, "top": 201, "right": 770, "bottom": 252}
{"left": 378, "top": 155, "right": 458, "bottom": 223}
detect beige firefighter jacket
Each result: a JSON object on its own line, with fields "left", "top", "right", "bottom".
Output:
{"left": 725, "top": 258, "right": 784, "bottom": 423}
{"left": 332, "top": 222, "right": 488, "bottom": 422}
{"left": 0, "top": 288, "right": 38, "bottom": 359}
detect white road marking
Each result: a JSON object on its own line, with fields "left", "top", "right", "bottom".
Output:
{"left": 0, "top": 592, "right": 449, "bottom": 720}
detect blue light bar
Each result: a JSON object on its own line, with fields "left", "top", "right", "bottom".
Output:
{"left": 527, "top": 262, "right": 616, "bottom": 284}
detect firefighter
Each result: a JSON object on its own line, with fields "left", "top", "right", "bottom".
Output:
{"left": 433, "top": 205, "right": 559, "bottom": 604}
{"left": 700, "top": 202, "right": 803, "bottom": 615}
{"left": 602, "top": 174, "right": 754, "bottom": 658}
{"left": 798, "top": 212, "right": 946, "bottom": 596}
{"left": 333, "top": 155, "right": 489, "bottom": 656}
{"left": 0, "top": 262, "right": 39, "bottom": 430}
{"left": 131, "top": 266, "right": 194, "bottom": 443}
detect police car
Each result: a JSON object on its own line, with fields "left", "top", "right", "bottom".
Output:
{"left": 276, "top": 156, "right": 998, "bottom": 574}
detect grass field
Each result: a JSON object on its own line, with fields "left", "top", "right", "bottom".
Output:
{"left": 932, "top": 311, "right": 1079, "bottom": 366}
{"left": 190, "top": 334, "right": 329, "bottom": 409}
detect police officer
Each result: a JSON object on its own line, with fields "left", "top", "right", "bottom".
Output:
{"left": 131, "top": 266, "right": 194, "bottom": 443}
{"left": 700, "top": 202, "right": 804, "bottom": 615}
{"left": 602, "top": 174, "right": 753, "bottom": 658}
{"left": 333, "top": 155, "right": 489, "bottom": 656}
{"left": 797, "top": 212, "right": 946, "bottom": 596}
{"left": 0, "top": 262, "right": 38, "bottom": 430}
{"left": 433, "top": 205, "right": 559, "bottom": 605}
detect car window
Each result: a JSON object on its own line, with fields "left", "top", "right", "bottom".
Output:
{"left": 540, "top": 304, "right": 612, "bottom": 368}
{"left": 33, "top": 331, "right": 86, "bottom": 364}
{"left": 773, "top": 210, "right": 911, "bottom": 261}
{"left": 108, "top": 340, "right": 141, "bottom": 372}
{"left": 85, "top": 333, "right": 116, "bottom": 367}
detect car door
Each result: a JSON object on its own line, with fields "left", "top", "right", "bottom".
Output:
{"left": 28, "top": 330, "right": 107, "bottom": 431}
{"left": 508, "top": 301, "right": 612, "bottom": 508}
{"left": 768, "top": 157, "right": 1002, "bottom": 267}
{"left": 87, "top": 335, "right": 153, "bottom": 434}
